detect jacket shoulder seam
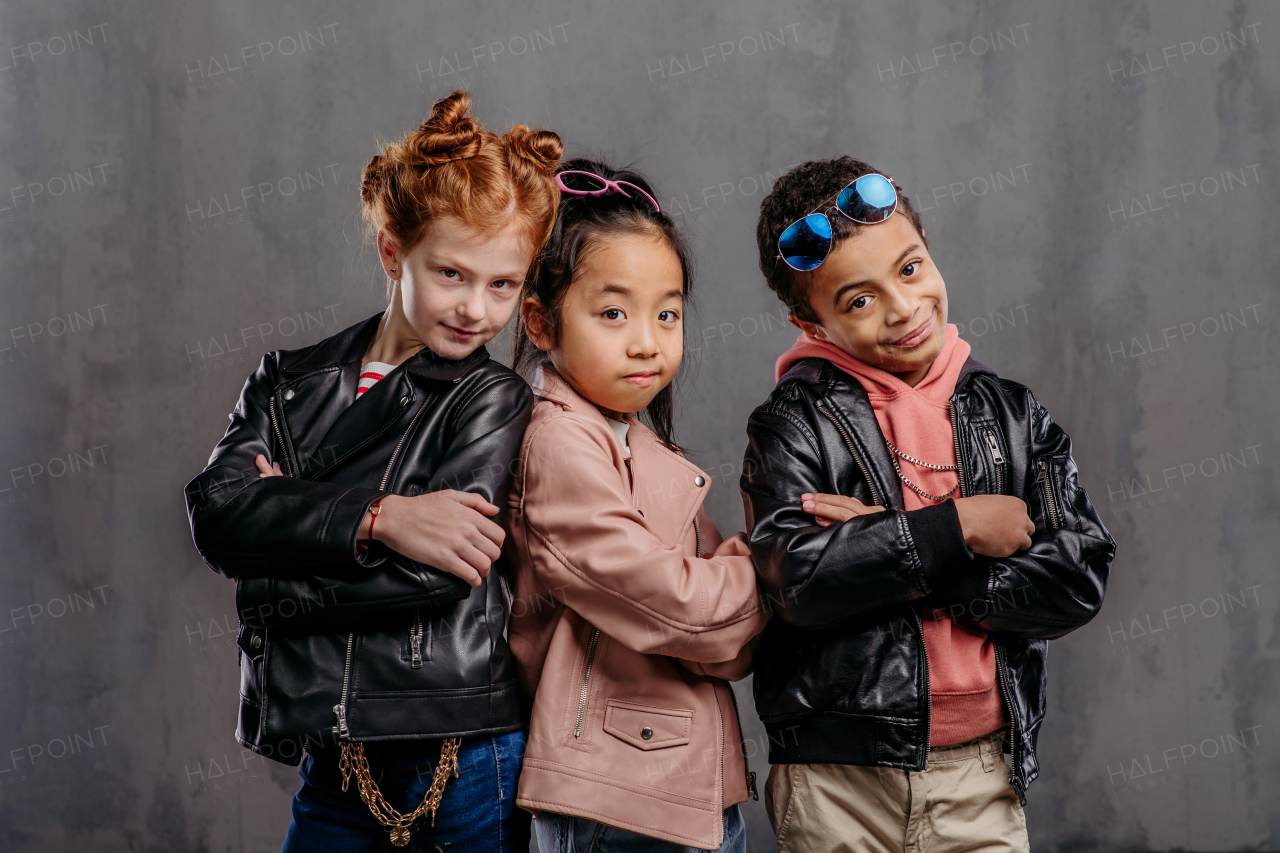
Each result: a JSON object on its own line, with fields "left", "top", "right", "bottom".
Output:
{"left": 752, "top": 404, "right": 821, "bottom": 455}
{"left": 515, "top": 409, "right": 606, "bottom": 511}
{"left": 445, "top": 370, "right": 523, "bottom": 426}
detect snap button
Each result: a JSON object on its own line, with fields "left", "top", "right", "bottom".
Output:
{"left": 283, "top": 389, "right": 295, "bottom": 401}
{"left": 641, "top": 726, "right": 653, "bottom": 740}
{"left": 399, "top": 395, "right": 409, "bottom": 407}
{"left": 251, "top": 636, "right": 262, "bottom": 649}
{"left": 694, "top": 476, "right": 705, "bottom": 487}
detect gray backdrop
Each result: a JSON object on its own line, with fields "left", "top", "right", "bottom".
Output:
{"left": 1, "top": 1, "right": 1276, "bottom": 850}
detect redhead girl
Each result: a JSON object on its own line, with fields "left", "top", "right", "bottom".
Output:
{"left": 185, "top": 92, "right": 560, "bottom": 852}
{"left": 504, "top": 159, "right": 769, "bottom": 852}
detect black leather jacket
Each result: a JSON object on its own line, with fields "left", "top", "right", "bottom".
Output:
{"left": 185, "top": 315, "right": 533, "bottom": 765}
{"left": 740, "top": 356, "right": 1115, "bottom": 799}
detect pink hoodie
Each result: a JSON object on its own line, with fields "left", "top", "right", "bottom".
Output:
{"left": 775, "top": 324, "right": 1006, "bottom": 746}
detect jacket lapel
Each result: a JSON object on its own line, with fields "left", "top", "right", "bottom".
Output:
{"left": 626, "top": 425, "right": 707, "bottom": 547}
{"left": 272, "top": 316, "right": 376, "bottom": 476}
{"left": 825, "top": 356, "right": 996, "bottom": 509}
{"left": 299, "top": 366, "right": 415, "bottom": 480}
{"left": 274, "top": 313, "right": 488, "bottom": 480}
{"left": 533, "top": 367, "right": 707, "bottom": 546}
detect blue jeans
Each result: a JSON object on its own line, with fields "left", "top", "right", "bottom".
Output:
{"left": 281, "top": 730, "right": 530, "bottom": 853}
{"left": 534, "top": 805, "right": 745, "bottom": 853}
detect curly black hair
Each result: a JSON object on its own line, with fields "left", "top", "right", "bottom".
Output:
{"left": 513, "top": 157, "right": 694, "bottom": 450}
{"left": 755, "top": 156, "right": 927, "bottom": 322}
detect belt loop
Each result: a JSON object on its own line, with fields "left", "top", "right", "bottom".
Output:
{"left": 979, "top": 735, "right": 998, "bottom": 772}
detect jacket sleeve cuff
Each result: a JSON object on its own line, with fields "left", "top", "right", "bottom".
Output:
{"left": 328, "top": 487, "right": 387, "bottom": 566}
{"left": 904, "top": 499, "right": 973, "bottom": 592}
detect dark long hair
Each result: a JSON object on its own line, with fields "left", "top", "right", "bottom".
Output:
{"left": 513, "top": 158, "right": 693, "bottom": 450}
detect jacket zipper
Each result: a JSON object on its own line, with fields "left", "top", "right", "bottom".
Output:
{"left": 727, "top": 681, "right": 758, "bottom": 800}
{"left": 714, "top": 674, "right": 726, "bottom": 837}
{"left": 1037, "top": 458, "right": 1063, "bottom": 530}
{"left": 817, "top": 406, "right": 883, "bottom": 506}
{"left": 332, "top": 631, "right": 354, "bottom": 739}
{"left": 409, "top": 610, "right": 424, "bottom": 668}
{"left": 949, "top": 401, "right": 967, "bottom": 499}
{"left": 692, "top": 518, "right": 700, "bottom": 557}
{"left": 268, "top": 395, "right": 295, "bottom": 477}
{"left": 983, "top": 428, "right": 1005, "bottom": 495}
{"left": 956, "top": 398, "right": 1025, "bottom": 803}
{"left": 995, "top": 643, "right": 1027, "bottom": 805}
{"left": 332, "top": 394, "right": 423, "bottom": 740}
{"left": 572, "top": 627, "right": 601, "bottom": 738}
{"left": 910, "top": 606, "right": 933, "bottom": 766}
{"left": 379, "top": 403, "right": 424, "bottom": 491}
{"left": 960, "top": 400, "right": 1024, "bottom": 801}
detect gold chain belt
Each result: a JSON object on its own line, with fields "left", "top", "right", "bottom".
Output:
{"left": 337, "top": 737, "right": 462, "bottom": 847}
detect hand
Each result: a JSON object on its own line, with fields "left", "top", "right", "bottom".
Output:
{"left": 953, "top": 495, "right": 1034, "bottom": 558}
{"left": 370, "top": 490, "right": 505, "bottom": 588}
{"left": 802, "top": 493, "right": 886, "bottom": 527}
{"left": 255, "top": 454, "right": 283, "bottom": 477}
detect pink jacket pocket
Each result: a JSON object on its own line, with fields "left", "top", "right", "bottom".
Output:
{"left": 602, "top": 699, "right": 693, "bottom": 750}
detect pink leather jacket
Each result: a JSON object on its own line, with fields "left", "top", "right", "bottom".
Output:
{"left": 505, "top": 368, "right": 769, "bottom": 849}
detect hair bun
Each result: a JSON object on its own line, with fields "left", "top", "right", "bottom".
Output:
{"left": 360, "top": 153, "right": 389, "bottom": 205}
{"left": 360, "top": 90, "right": 561, "bottom": 265}
{"left": 505, "top": 125, "right": 563, "bottom": 174}
{"left": 397, "top": 90, "right": 484, "bottom": 167}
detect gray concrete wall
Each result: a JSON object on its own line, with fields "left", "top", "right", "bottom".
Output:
{"left": 0, "top": 1, "right": 1275, "bottom": 850}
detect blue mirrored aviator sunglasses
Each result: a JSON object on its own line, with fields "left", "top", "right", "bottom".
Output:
{"left": 776, "top": 173, "right": 899, "bottom": 272}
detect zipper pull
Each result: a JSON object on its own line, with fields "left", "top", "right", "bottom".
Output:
{"left": 984, "top": 430, "right": 1005, "bottom": 465}
{"left": 746, "top": 770, "right": 758, "bottom": 801}
{"left": 1010, "top": 773, "right": 1028, "bottom": 806}
{"left": 332, "top": 703, "right": 350, "bottom": 739}
{"left": 410, "top": 616, "right": 423, "bottom": 669}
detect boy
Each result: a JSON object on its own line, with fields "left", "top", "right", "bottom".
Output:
{"left": 740, "top": 157, "right": 1116, "bottom": 852}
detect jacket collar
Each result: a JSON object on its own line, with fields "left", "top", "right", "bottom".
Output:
{"left": 957, "top": 355, "right": 997, "bottom": 388}
{"left": 532, "top": 365, "right": 709, "bottom": 544}
{"left": 815, "top": 363, "right": 901, "bottom": 510}
{"left": 794, "top": 354, "right": 999, "bottom": 510}
{"left": 532, "top": 364, "right": 645, "bottom": 441}
{"left": 275, "top": 313, "right": 492, "bottom": 479}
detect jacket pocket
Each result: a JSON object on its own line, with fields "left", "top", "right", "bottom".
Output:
{"left": 980, "top": 425, "right": 1009, "bottom": 496}
{"left": 602, "top": 699, "right": 693, "bottom": 750}
{"left": 399, "top": 610, "right": 431, "bottom": 667}
{"left": 571, "top": 627, "right": 603, "bottom": 740}
{"left": 236, "top": 625, "right": 266, "bottom": 706}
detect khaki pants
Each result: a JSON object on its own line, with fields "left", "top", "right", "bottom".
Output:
{"left": 765, "top": 731, "right": 1029, "bottom": 853}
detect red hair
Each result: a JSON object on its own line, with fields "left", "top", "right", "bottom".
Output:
{"left": 360, "top": 90, "right": 562, "bottom": 255}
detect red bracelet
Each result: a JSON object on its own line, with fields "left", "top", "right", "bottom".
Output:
{"left": 366, "top": 498, "right": 383, "bottom": 541}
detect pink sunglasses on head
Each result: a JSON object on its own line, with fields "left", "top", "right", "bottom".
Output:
{"left": 555, "top": 170, "right": 661, "bottom": 212}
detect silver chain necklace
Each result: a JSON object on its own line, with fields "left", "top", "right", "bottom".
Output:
{"left": 884, "top": 439, "right": 957, "bottom": 471}
{"left": 884, "top": 439, "right": 959, "bottom": 502}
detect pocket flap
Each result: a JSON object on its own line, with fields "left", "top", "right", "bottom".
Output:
{"left": 602, "top": 699, "right": 693, "bottom": 750}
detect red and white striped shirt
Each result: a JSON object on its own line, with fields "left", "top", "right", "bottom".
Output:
{"left": 356, "top": 361, "right": 397, "bottom": 398}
